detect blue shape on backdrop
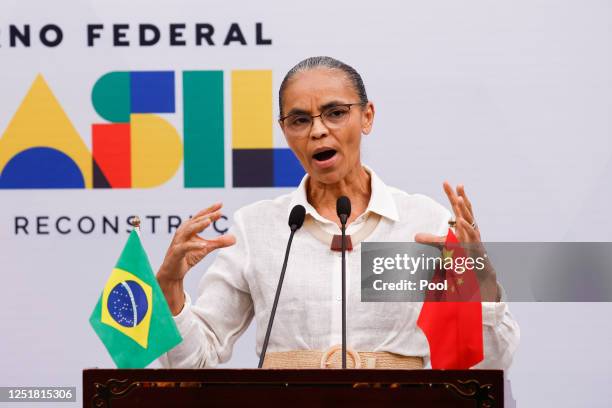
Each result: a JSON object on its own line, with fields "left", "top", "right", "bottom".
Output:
{"left": 274, "top": 148, "right": 305, "bottom": 187}
{"left": 107, "top": 280, "right": 149, "bottom": 328}
{"left": 0, "top": 147, "right": 84, "bottom": 189}
{"left": 130, "top": 71, "right": 175, "bottom": 113}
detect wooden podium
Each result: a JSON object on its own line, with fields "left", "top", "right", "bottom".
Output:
{"left": 83, "top": 368, "right": 503, "bottom": 407}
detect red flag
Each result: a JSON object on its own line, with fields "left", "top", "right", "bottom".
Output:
{"left": 416, "top": 228, "right": 484, "bottom": 368}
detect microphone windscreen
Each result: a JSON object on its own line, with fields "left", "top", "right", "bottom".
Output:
{"left": 336, "top": 196, "right": 351, "bottom": 220}
{"left": 288, "top": 205, "right": 306, "bottom": 230}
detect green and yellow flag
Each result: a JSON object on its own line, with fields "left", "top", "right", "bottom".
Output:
{"left": 89, "top": 231, "right": 182, "bottom": 368}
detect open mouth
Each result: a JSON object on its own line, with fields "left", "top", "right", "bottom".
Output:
{"left": 312, "top": 149, "right": 337, "bottom": 162}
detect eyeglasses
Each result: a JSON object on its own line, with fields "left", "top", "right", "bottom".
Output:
{"left": 279, "top": 103, "right": 365, "bottom": 138}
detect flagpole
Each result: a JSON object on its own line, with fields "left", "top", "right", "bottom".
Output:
{"left": 130, "top": 216, "right": 141, "bottom": 236}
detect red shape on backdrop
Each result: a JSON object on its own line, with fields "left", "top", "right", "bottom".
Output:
{"left": 92, "top": 124, "right": 131, "bottom": 188}
{"left": 417, "top": 228, "right": 484, "bottom": 369}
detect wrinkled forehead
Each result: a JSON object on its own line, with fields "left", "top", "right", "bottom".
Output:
{"left": 281, "top": 68, "right": 359, "bottom": 112}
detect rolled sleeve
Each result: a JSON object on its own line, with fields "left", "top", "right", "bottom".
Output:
{"left": 173, "top": 292, "right": 194, "bottom": 333}
{"left": 476, "top": 284, "right": 520, "bottom": 369}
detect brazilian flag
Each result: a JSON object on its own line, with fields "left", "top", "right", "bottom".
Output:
{"left": 89, "top": 231, "right": 182, "bottom": 368}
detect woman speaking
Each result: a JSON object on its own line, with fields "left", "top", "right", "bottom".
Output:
{"left": 156, "top": 56, "right": 519, "bottom": 369}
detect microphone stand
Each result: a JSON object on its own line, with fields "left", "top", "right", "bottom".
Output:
{"left": 340, "top": 215, "right": 348, "bottom": 369}
{"left": 258, "top": 225, "right": 298, "bottom": 368}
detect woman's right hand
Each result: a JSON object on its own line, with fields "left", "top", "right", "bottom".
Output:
{"left": 157, "top": 203, "right": 236, "bottom": 314}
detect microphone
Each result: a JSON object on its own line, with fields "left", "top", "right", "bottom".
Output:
{"left": 336, "top": 196, "right": 351, "bottom": 368}
{"left": 337, "top": 196, "right": 351, "bottom": 225}
{"left": 288, "top": 204, "right": 306, "bottom": 231}
{"left": 258, "top": 204, "right": 306, "bottom": 368}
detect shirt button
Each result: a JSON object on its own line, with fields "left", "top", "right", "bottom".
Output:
{"left": 336, "top": 296, "right": 341, "bottom": 301}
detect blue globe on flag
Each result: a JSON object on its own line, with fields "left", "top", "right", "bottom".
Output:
{"left": 107, "top": 280, "right": 149, "bottom": 328}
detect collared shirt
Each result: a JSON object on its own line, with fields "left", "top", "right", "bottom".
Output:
{"left": 160, "top": 166, "right": 519, "bottom": 369}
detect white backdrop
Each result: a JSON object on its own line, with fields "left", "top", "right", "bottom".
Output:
{"left": 1, "top": 0, "right": 611, "bottom": 406}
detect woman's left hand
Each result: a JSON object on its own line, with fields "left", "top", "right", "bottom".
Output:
{"left": 415, "top": 182, "right": 500, "bottom": 302}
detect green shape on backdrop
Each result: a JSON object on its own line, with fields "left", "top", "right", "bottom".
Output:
{"left": 92, "top": 72, "right": 131, "bottom": 123}
{"left": 183, "top": 71, "right": 225, "bottom": 188}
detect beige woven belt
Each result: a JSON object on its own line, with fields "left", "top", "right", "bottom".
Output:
{"left": 262, "top": 345, "right": 423, "bottom": 369}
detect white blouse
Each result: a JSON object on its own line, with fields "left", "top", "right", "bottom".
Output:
{"left": 160, "top": 167, "right": 520, "bottom": 369}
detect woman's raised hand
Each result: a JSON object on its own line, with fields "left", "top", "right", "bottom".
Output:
{"left": 157, "top": 203, "right": 236, "bottom": 314}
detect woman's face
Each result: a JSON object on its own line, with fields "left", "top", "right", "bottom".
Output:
{"left": 280, "top": 68, "right": 374, "bottom": 185}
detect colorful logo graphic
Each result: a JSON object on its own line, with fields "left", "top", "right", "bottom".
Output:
{"left": 0, "top": 71, "right": 305, "bottom": 189}
{"left": 101, "top": 267, "right": 153, "bottom": 348}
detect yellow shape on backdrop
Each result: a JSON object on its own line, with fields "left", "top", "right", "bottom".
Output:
{"left": 130, "top": 114, "right": 183, "bottom": 188}
{"left": 0, "top": 75, "right": 93, "bottom": 187}
{"left": 101, "top": 268, "right": 153, "bottom": 349}
{"left": 231, "top": 70, "right": 273, "bottom": 149}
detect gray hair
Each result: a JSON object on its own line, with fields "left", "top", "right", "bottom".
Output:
{"left": 279, "top": 56, "right": 368, "bottom": 117}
